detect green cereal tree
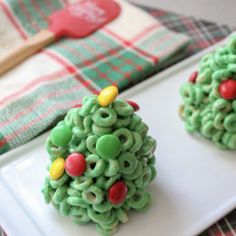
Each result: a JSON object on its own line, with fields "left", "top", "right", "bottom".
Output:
{"left": 180, "top": 34, "right": 236, "bottom": 150}
{"left": 42, "top": 86, "right": 157, "bottom": 236}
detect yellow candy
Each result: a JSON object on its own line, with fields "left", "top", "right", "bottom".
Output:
{"left": 98, "top": 86, "right": 118, "bottom": 107}
{"left": 50, "top": 158, "right": 65, "bottom": 180}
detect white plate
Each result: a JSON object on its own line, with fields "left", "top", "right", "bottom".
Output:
{"left": 1, "top": 40, "right": 236, "bottom": 236}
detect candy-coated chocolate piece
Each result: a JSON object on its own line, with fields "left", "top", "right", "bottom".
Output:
{"left": 127, "top": 100, "right": 140, "bottom": 111}
{"left": 98, "top": 86, "right": 118, "bottom": 107}
{"left": 188, "top": 71, "right": 198, "bottom": 83}
{"left": 65, "top": 153, "right": 86, "bottom": 177}
{"left": 219, "top": 79, "right": 236, "bottom": 100}
{"left": 72, "top": 103, "right": 82, "bottom": 108}
{"left": 50, "top": 158, "right": 65, "bottom": 180}
{"left": 96, "top": 134, "right": 121, "bottom": 159}
{"left": 50, "top": 125, "right": 72, "bottom": 147}
{"left": 108, "top": 181, "right": 128, "bottom": 205}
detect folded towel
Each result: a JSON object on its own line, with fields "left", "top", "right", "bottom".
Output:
{"left": 0, "top": 0, "right": 190, "bottom": 155}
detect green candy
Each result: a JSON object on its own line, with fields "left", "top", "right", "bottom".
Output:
{"left": 96, "top": 134, "right": 121, "bottom": 160}
{"left": 50, "top": 125, "right": 72, "bottom": 147}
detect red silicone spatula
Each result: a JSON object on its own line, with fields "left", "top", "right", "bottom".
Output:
{"left": 0, "top": 0, "right": 121, "bottom": 76}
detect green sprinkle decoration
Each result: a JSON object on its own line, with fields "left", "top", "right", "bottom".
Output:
{"left": 42, "top": 86, "right": 157, "bottom": 236}
{"left": 180, "top": 33, "right": 236, "bottom": 150}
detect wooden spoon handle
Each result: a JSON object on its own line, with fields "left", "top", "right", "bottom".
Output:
{"left": 0, "top": 29, "right": 55, "bottom": 76}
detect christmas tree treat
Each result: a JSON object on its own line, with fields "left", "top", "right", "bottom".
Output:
{"left": 180, "top": 34, "right": 236, "bottom": 150}
{"left": 42, "top": 86, "right": 157, "bottom": 235}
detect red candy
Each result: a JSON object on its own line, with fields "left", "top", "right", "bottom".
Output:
{"left": 65, "top": 153, "right": 86, "bottom": 177}
{"left": 108, "top": 181, "right": 128, "bottom": 205}
{"left": 219, "top": 79, "right": 236, "bottom": 100}
{"left": 127, "top": 100, "right": 140, "bottom": 111}
{"left": 188, "top": 71, "right": 198, "bottom": 83}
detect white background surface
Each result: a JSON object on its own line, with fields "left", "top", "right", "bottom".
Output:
{"left": 128, "top": 0, "right": 236, "bottom": 27}
{"left": 0, "top": 41, "right": 236, "bottom": 236}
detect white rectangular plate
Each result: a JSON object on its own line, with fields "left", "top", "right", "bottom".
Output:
{"left": 1, "top": 40, "right": 236, "bottom": 236}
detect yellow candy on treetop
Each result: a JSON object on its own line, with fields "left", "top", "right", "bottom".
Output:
{"left": 98, "top": 86, "right": 118, "bottom": 107}
{"left": 50, "top": 158, "right": 65, "bottom": 180}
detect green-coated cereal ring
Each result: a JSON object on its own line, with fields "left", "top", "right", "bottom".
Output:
{"left": 118, "top": 152, "right": 137, "bottom": 175}
{"left": 60, "top": 198, "right": 71, "bottom": 216}
{"left": 129, "top": 132, "right": 142, "bottom": 153}
{"left": 135, "top": 192, "right": 151, "bottom": 212}
{"left": 79, "top": 96, "right": 97, "bottom": 117}
{"left": 194, "top": 85, "right": 204, "bottom": 105}
{"left": 96, "top": 175, "right": 120, "bottom": 190}
{"left": 149, "top": 165, "right": 157, "bottom": 181}
{"left": 112, "top": 99, "right": 134, "bottom": 117}
{"left": 135, "top": 122, "right": 148, "bottom": 138}
{"left": 201, "top": 121, "right": 218, "bottom": 138}
{"left": 227, "top": 34, "right": 236, "bottom": 54}
{"left": 116, "top": 208, "right": 129, "bottom": 223}
{"left": 125, "top": 181, "right": 136, "bottom": 199}
{"left": 180, "top": 83, "right": 195, "bottom": 105}
{"left": 104, "top": 159, "right": 119, "bottom": 177}
{"left": 67, "top": 196, "right": 90, "bottom": 208}
{"left": 83, "top": 114, "right": 93, "bottom": 133}
{"left": 92, "top": 123, "right": 112, "bottom": 136}
{"left": 93, "top": 108, "right": 117, "bottom": 127}
{"left": 212, "top": 98, "right": 232, "bottom": 113}
{"left": 113, "top": 116, "right": 131, "bottom": 129}
{"left": 98, "top": 211, "right": 117, "bottom": 227}
{"left": 72, "top": 127, "right": 87, "bottom": 139}
{"left": 123, "top": 161, "right": 142, "bottom": 181}
{"left": 70, "top": 208, "right": 90, "bottom": 224}
{"left": 69, "top": 136, "right": 87, "bottom": 153}
{"left": 86, "top": 135, "right": 99, "bottom": 154}
{"left": 52, "top": 186, "right": 67, "bottom": 204}
{"left": 82, "top": 186, "right": 104, "bottom": 205}
{"left": 128, "top": 114, "right": 142, "bottom": 131}
{"left": 93, "top": 201, "right": 113, "bottom": 213}
{"left": 42, "top": 185, "right": 54, "bottom": 204}
{"left": 213, "top": 113, "right": 225, "bottom": 130}
{"left": 71, "top": 214, "right": 91, "bottom": 225}
{"left": 96, "top": 224, "right": 117, "bottom": 236}
{"left": 67, "top": 188, "right": 82, "bottom": 197}
{"left": 139, "top": 136, "right": 156, "bottom": 156}
{"left": 87, "top": 207, "right": 110, "bottom": 223}
{"left": 65, "top": 108, "right": 83, "bottom": 129}
{"left": 70, "top": 176, "right": 92, "bottom": 191}
{"left": 135, "top": 167, "right": 152, "bottom": 189}
{"left": 224, "top": 113, "right": 236, "bottom": 132}
{"left": 50, "top": 173, "right": 69, "bottom": 189}
{"left": 113, "top": 128, "right": 134, "bottom": 151}
{"left": 85, "top": 154, "right": 105, "bottom": 178}
{"left": 126, "top": 190, "right": 149, "bottom": 210}
{"left": 212, "top": 69, "right": 231, "bottom": 81}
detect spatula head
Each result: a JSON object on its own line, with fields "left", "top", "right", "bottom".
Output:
{"left": 48, "top": 0, "right": 121, "bottom": 39}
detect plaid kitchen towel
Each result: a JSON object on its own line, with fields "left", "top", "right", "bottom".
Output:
{"left": 0, "top": 0, "right": 190, "bottom": 155}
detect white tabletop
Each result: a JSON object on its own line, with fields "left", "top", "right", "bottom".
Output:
{"left": 128, "top": 0, "right": 236, "bottom": 28}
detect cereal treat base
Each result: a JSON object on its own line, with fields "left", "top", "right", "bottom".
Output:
{"left": 42, "top": 86, "right": 157, "bottom": 236}
{"left": 180, "top": 34, "right": 236, "bottom": 150}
